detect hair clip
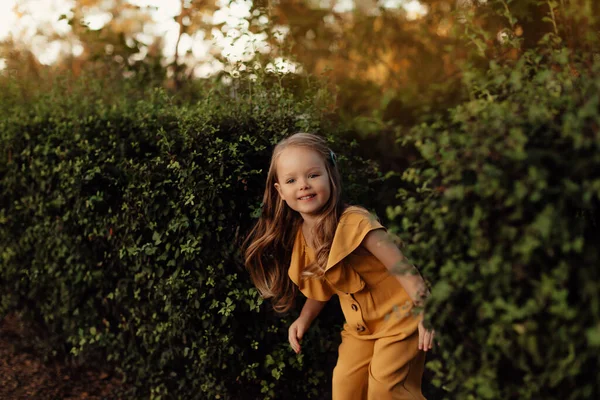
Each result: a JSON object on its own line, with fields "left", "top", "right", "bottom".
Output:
{"left": 329, "top": 150, "right": 337, "bottom": 166}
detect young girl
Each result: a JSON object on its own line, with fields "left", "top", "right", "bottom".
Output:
{"left": 244, "top": 133, "right": 434, "bottom": 399}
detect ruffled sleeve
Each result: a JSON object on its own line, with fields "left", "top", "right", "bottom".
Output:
{"left": 288, "top": 228, "right": 335, "bottom": 301}
{"left": 323, "top": 206, "right": 386, "bottom": 294}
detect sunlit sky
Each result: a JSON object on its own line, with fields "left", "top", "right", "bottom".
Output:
{"left": 0, "top": 0, "right": 427, "bottom": 76}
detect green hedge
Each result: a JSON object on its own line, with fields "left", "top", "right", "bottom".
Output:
{"left": 389, "top": 47, "right": 600, "bottom": 399}
{"left": 0, "top": 75, "right": 382, "bottom": 399}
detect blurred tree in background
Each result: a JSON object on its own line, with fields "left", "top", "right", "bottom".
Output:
{"left": 256, "top": 0, "right": 599, "bottom": 167}
{"left": 0, "top": 0, "right": 223, "bottom": 91}
{"left": 5, "top": 0, "right": 597, "bottom": 124}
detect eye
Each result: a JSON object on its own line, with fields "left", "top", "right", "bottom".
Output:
{"left": 286, "top": 178, "right": 295, "bottom": 184}
{"left": 309, "top": 174, "right": 319, "bottom": 179}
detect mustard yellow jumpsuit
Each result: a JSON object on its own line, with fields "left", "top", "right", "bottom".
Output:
{"left": 288, "top": 207, "right": 426, "bottom": 400}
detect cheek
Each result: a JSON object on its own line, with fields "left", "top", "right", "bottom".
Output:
{"left": 320, "top": 180, "right": 332, "bottom": 195}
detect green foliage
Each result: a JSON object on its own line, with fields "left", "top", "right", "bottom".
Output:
{"left": 0, "top": 73, "right": 379, "bottom": 399}
{"left": 389, "top": 42, "right": 600, "bottom": 399}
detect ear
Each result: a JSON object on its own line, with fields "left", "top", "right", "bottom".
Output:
{"left": 274, "top": 182, "right": 285, "bottom": 201}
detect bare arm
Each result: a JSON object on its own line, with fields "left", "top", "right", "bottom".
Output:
{"left": 289, "top": 298, "right": 327, "bottom": 354}
{"left": 362, "top": 229, "right": 435, "bottom": 351}
{"left": 299, "top": 298, "right": 327, "bottom": 324}
{"left": 362, "top": 229, "right": 430, "bottom": 309}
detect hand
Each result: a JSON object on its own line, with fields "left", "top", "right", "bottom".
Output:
{"left": 288, "top": 316, "right": 310, "bottom": 354}
{"left": 417, "top": 319, "right": 435, "bottom": 352}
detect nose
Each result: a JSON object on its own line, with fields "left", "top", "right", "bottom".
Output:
{"left": 299, "top": 178, "right": 310, "bottom": 189}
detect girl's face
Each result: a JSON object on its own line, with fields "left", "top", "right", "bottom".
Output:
{"left": 274, "top": 146, "right": 332, "bottom": 219}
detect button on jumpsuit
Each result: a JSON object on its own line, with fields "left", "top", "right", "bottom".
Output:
{"left": 288, "top": 207, "right": 426, "bottom": 400}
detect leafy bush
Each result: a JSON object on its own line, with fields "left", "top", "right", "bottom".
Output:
{"left": 0, "top": 74, "right": 381, "bottom": 399}
{"left": 389, "top": 43, "right": 600, "bottom": 399}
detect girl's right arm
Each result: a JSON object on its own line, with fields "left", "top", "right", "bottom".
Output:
{"left": 288, "top": 298, "right": 327, "bottom": 354}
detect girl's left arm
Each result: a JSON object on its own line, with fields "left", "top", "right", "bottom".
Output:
{"left": 362, "top": 229, "right": 430, "bottom": 308}
{"left": 362, "top": 229, "right": 435, "bottom": 351}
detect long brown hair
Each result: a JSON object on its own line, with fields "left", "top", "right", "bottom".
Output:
{"left": 243, "top": 133, "right": 345, "bottom": 312}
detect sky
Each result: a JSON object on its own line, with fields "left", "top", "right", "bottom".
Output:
{"left": 0, "top": 0, "right": 428, "bottom": 76}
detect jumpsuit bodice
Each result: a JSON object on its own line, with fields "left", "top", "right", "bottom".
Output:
{"left": 288, "top": 207, "right": 420, "bottom": 339}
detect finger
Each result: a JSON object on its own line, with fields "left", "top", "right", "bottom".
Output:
{"left": 421, "top": 331, "right": 429, "bottom": 352}
{"left": 290, "top": 340, "right": 299, "bottom": 354}
{"left": 418, "top": 329, "right": 424, "bottom": 350}
{"left": 289, "top": 329, "right": 299, "bottom": 352}
{"left": 289, "top": 336, "right": 299, "bottom": 352}
{"left": 427, "top": 330, "right": 433, "bottom": 350}
{"left": 293, "top": 338, "right": 303, "bottom": 353}
{"left": 428, "top": 330, "right": 434, "bottom": 350}
{"left": 295, "top": 330, "right": 303, "bottom": 353}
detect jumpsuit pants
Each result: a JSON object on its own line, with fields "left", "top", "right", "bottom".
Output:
{"left": 332, "top": 328, "right": 426, "bottom": 400}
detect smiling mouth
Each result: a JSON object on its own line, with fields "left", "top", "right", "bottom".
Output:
{"left": 298, "top": 194, "right": 316, "bottom": 200}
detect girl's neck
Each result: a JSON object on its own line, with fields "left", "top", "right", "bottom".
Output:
{"left": 300, "top": 214, "right": 318, "bottom": 230}
{"left": 300, "top": 215, "right": 319, "bottom": 247}
{"left": 301, "top": 221, "right": 315, "bottom": 250}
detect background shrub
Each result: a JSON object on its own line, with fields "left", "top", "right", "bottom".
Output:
{"left": 0, "top": 74, "right": 382, "bottom": 399}
{"left": 388, "top": 46, "right": 600, "bottom": 399}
